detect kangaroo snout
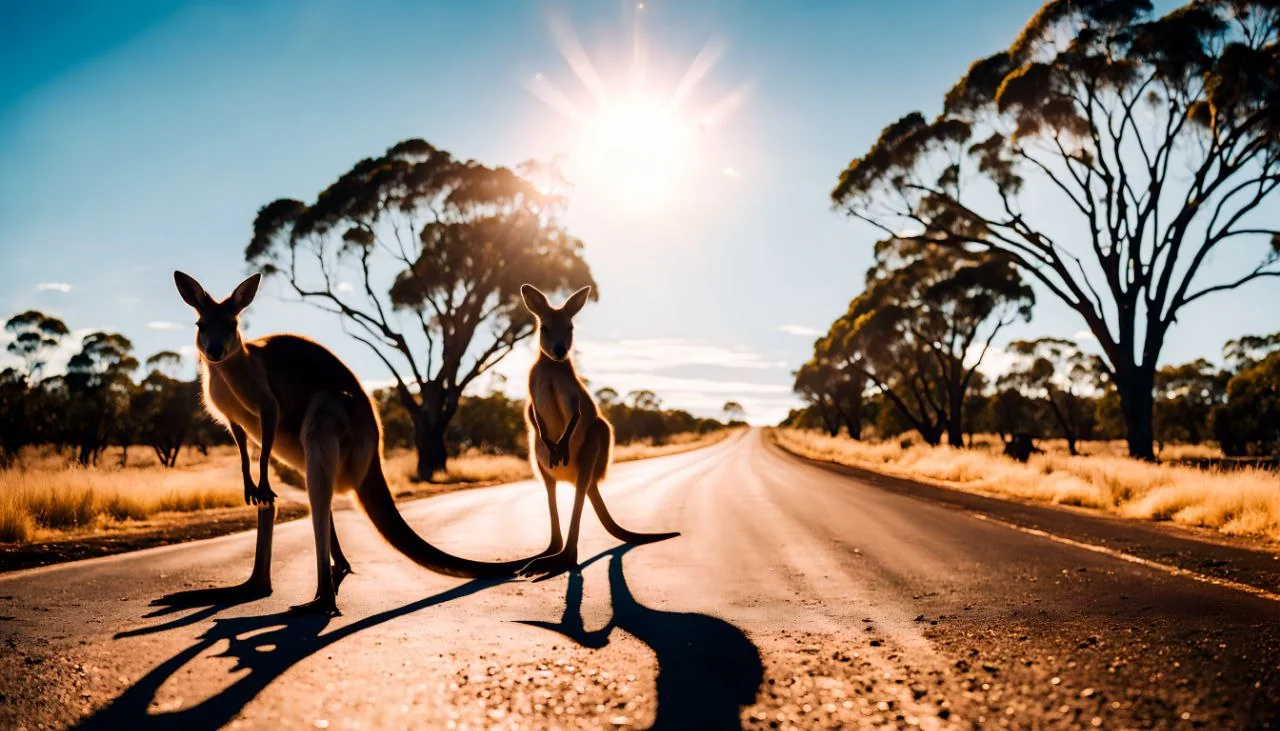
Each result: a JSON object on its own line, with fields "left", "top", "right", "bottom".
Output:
{"left": 204, "top": 339, "right": 225, "bottom": 360}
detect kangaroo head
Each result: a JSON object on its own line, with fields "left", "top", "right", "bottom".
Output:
{"left": 173, "top": 271, "right": 261, "bottom": 364}
{"left": 521, "top": 284, "right": 591, "bottom": 362}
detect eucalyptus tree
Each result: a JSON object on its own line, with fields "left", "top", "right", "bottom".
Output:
{"left": 793, "top": 354, "right": 867, "bottom": 438}
{"left": 64, "top": 332, "right": 138, "bottom": 465}
{"left": 833, "top": 0, "right": 1280, "bottom": 458}
{"left": 1002, "top": 337, "right": 1101, "bottom": 454}
{"left": 4, "top": 310, "right": 69, "bottom": 380}
{"left": 247, "top": 139, "right": 595, "bottom": 479}
{"left": 822, "top": 240, "right": 1033, "bottom": 446}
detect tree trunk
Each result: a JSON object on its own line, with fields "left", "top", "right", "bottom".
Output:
{"left": 945, "top": 388, "right": 964, "bottom": 447}
{"left": 920, "top": 424, "right": 943, "bottom": 446}
{"left": 413, "top": 412, "right": 449, "bottom": 482}
{"left": 945, "top": 421, "right": 964, "bottom": 447}
{"left": 839, "top": 399, "right": 863, "bottom": 440}
{"left": 1117, "top": 365, "right": 1156, "bottom": 461}
{"left": 1066, "top": 435, "right": 1078, "bottom": 456}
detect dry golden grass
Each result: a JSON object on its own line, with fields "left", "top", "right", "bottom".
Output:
{"left": 0, "top": 446, "right": 248, "bottom": 544}
{"left": 917, "top": 433, "right": 1224, "bottom": 460}
{"left": 613, "top": 429, "right": 735, "bottom": 462}
{"left": 772, "top": 428, "right": 1280, "bottom": 542}
{"left": 1, "top": 430, "right": 733, "bottom": 546}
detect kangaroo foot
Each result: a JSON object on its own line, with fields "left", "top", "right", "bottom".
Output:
{"left": 533, "top": 540, "right": 564, "bottom": 560}
{"left": 518, "top": 549, "right": 579, "bottom": 580}
{"left": 288, "top": 594, "right": 340, "bottom": 617}
{"left": 331, "top": 563, "right": 352, "bottom": 595}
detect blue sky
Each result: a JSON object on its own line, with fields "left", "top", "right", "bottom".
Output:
{"left": 2, "top": 0, "right": 1278, "bottom": 424}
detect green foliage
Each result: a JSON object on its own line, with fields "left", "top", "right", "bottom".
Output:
{"left": 447, "top": 392, "right": 527, "bottom": 456}
{"left": 1153, "top": 359, "right": 1229, "bottom": 447}
{"left": 793, "top": 356, "right": 866, "bottom": 437}
{"left": 807, "top": 240, "right": 1033, "bottom": 445}
{"left": 1214, "top": 350, "right": 1280, "bottom": 456}
{"left": 129, "top": 368, "right": 206, "bottom": 468}
{"left": 1001, "top": 338, "right": 1102, "bottom": 453}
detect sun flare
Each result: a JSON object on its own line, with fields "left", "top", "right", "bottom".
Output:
{"left": 529, "top": 9, "right": 746, "bottom": 213}
{"left": 581, "top": 95, "right": 693, "bottom": 210}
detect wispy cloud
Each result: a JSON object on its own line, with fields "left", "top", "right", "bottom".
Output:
{"left": 146, "top": 321, "right": 185, "bottom": 331}
{"left": 721, "top": 166, "right": 740, "bottom": 178}
{"left": 1074, "top": 330, "right": 1098, "bottom": 342}
{"left": 479, "top": 337, "right": 798, "bottom": 424}
{"left": 335, "top": 281, "right": 355, "bottom": 294}
{"left": 36, "top": 282, "right": 72, "bottom": 293}
{"left": 775, "top": 324, "right": 822, "bottom": 338}
{"left": 578, "top": 338, "right": 787, "bottom": 372}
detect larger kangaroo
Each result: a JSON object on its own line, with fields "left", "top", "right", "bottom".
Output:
{"left": 173, "top": 271, "right": 531, "bottom": 615}
{"left": 518, "top": 284, "right": 679, "bottom": 577}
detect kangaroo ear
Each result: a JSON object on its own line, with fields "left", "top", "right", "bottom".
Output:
{"left": 561, "top": 286, "right": 592, "bottom": 317}
{"left": 520, "top": 284, "right": 551, "bottom": 318}
{"left": 226, "top": 273, "right": 261, "bottom": 314}
{"left": 174, "top": 271, "right": 213, "bottom": 311}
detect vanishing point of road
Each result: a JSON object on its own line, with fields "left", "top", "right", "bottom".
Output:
{"left": 2, "top": 429, "right": 1279, "bottom": 729}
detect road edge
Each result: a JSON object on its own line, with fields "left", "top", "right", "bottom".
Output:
{"left": 765, "top": 429, "right": 1280, "bottom": 599}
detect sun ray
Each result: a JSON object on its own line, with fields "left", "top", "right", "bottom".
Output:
{"left": 668, "top": 40, "right": 725, "bottom": 114}
{"left": 696, "top": 84, "right": 751, "bottom": 130}
{"left": 548, "top": 13, "right": 610, "bottom": 104}
{"left": 528, "top": 72, "right": 582, "bottom": 124}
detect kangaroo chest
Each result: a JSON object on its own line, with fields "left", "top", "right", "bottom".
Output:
{"left": 203, "top": 362, "right": 261, "bottom": 434}
{"left": 531, "top": 378, "right": 573, "bottom": 438}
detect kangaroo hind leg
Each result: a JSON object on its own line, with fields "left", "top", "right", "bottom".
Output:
{"left": 290, "top": 395, "right": 345, "bottom": 616}
{"left": 538, "top": 465, "right": 563, "bottom": 557}
{"left": 330, "top": 517, "right": 352, "bottom": 594}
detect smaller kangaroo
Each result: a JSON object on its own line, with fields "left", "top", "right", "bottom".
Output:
{"left": 172, "top": 271, "right": 534, "bottom": 615}
{"left": 518, "top": 284, "right": 679, "bottom": 577}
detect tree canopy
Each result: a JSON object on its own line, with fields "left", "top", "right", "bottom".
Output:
{"left": 803, "top": 241, "right": 1033, "bottom": 445}
{"left": 833, "top": 0, "right": 1280, "bottom": 458}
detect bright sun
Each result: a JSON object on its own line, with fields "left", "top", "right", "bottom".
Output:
{"left": 529, "top": 7, "right": 746, "bottom": 213}
{"left": 581, "top": 96, "right": 692, "bottom": 210}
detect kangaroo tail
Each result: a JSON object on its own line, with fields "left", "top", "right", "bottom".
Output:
{"left": 355, "top": 460, "right": 530, "bottom": 578}
{"left": 587, "top": 483, "right": 680, "bottom": 545}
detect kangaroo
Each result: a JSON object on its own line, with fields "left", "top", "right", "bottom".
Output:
{"left": 173, "top": 271, "right": 533, "bottom": 615}
{"left": 517, "top": 284, "right": 679, "bottom": 577}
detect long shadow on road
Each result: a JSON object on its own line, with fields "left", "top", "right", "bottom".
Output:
{"left": 520, "top": 545, "right": 764, "bottom": 731}
{"left": 75, "top": 576, "right": 508, "bottom": 731}
{"left": 76, "top": 544, "right": 762, "bottom": 731}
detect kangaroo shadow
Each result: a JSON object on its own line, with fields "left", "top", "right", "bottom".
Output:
{"left": 519, "top": 545, "right": 764, "bottom": 731}
{"left": 76, "top": 576, "right": 509, "bottom": 731}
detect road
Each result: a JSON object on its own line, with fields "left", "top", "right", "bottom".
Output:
{"left": 2, "top": 429, "right": 1279, "bottom": 729}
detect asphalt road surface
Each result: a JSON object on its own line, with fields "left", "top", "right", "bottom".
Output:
{"left": 3, "top": 429, "right": 1280, "bottom": 729}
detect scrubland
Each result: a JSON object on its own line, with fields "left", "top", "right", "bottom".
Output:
{"left": 0, "top": 429, "right": 733, "bottom": 545}
{"left": 772, "top": 429, "right": 1280, "bottom": 543}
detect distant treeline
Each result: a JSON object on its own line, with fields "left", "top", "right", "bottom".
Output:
{"left": 376, "top": 386, "right": 730, "bottom": 457}
{"left": 0, "top": 311, "right": 730, "bottom": 469}
{"left": 788, "top": 314, "right": 1280, "bottom": 458}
